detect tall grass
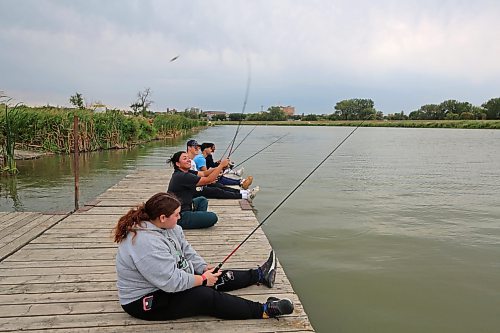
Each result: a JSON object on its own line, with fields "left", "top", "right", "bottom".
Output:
{"left": 0, "top": 106, "right": 205, "bottom": 154}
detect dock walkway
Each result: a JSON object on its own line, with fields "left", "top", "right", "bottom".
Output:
{"left": 0, "top": 169, "right": 314, "bottom": 332}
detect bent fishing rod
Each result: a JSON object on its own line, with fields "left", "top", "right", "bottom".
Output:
{"left": 232, "top": 132, "right": 288, "bottom": 169}
{"left": 213, "top": 120, "right": 367, "bottom": 273}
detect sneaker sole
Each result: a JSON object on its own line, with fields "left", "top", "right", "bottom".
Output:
{"left": 266, "top": 269, "right": 276, "bottom": 288}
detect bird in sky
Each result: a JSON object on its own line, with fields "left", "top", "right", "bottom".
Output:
{"left": 170, "top": 55, "right": 179, "bottom": 62}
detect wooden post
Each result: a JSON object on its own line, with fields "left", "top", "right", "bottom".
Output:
{"left": 73, "top": 115, "right": 79, "bottom": 211}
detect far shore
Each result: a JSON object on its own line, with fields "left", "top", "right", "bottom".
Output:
{"left": 216, "top": 119, "right": 500, "bottom": 129}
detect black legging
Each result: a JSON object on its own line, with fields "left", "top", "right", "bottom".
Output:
{"left": 122, "top": 269, "right": 263, "bottom": 320}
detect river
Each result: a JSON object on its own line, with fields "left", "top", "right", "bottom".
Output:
{"left": 1, "top": 125, "right": 499, "bottom": 332}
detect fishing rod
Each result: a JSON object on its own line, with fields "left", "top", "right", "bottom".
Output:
{"left": 213, "top": 119, "right": 367, "bottom": 273}
{"left": 221, "top": 57, "right": 251, "bottom": 160}
{"left": 230, "top": 125, "right": 257, "bottom": 155}
{"left": 220, "top": 122, "right": 253, "bottom": 160}
{"left": 232, "top": 132, "right": 288, "bottom": 169}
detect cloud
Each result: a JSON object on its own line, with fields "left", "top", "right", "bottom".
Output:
{"left": 1, "top": 0, "right": 499, "bottom": 114}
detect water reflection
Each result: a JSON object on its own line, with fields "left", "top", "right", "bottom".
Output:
{"left": 0, "top": 136, "right": 188, "bottom": 212}
{"left": 0, "top": 175, "right": 22, "bottom": 210}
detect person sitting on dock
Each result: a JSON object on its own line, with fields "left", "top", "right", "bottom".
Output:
{"left": 194, "top": 142, "right": 253, "bottom": 189}
{"left": 186, "top": 140, "right": 252, "bottom": 189}
{"left": 113, "top": 192, "right": 294, "bottom": 320}
{"left": 166, "top": 151, "right": 230, "bottom": 229}
{"left": 205, "top": 143, "right": 244, "bottom": 177}
{"left": 179, "top": 144, "right": 259, "bottom": 202}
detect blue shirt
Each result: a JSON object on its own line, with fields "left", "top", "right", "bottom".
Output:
{"left": 193, "top": 154, "right": 207, "bottom": 170}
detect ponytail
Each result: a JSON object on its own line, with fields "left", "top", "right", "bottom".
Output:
{"left": 113, "top": 192, "right": 181, "bottom": 243}
{"left": 113, "top": 204, "right": 149, "bottom": 243}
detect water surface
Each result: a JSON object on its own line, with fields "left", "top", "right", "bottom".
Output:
{"left": 1, "top": 125, "right": 499, "bottom": 332}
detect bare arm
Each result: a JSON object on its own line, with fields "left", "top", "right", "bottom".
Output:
{"left": 196, "top": 159, "right": 230, "bottom": 186}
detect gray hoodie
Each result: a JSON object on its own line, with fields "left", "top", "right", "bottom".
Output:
{"left": 115, "top": 221, "right": 207, "bottom": 304}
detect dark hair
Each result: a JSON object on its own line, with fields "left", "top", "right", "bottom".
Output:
{"left": 166, "top": 151, "right": 186, "bottom": 170}
{"left": 113, "top": 192, "right": 181, "bottom": 243}
{"left": 200, "top": 142, "right": 214, "bottom": 151}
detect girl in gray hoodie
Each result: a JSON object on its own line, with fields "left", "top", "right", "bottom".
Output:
{"left": 113, "top": 192, "right": 294, "bottom": 320}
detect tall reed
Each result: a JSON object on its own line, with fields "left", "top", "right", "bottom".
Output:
{"left": 0, "top": 106, "right": 205, "bottom": 154}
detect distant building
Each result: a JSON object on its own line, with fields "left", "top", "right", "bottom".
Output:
{"left": 282, "top": 106, "right": 295, "bottom": 116}
{"left": 89, "top": 102, "right": 107, "bottom": 113}
{"left": 203, "top": 111, "right": 227, "bottom": 120}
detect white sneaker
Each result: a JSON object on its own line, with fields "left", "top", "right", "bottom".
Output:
{"left": 234, "top": 167, "right": 244, "bottom": 177}
{"left": 248, "top": 186, "right": 260, "bottom": 202}
{"left": 227, "top": 167, "right": 244, "bottom": 177}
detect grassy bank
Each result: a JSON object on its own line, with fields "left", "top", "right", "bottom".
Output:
{"left": 0, "top": 106, "right": 205, "bottom": 154}
{"left": 219, "top": 119, "right": 500, "bottom": 129}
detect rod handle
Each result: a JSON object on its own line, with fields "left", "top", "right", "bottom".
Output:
{"left": 212, "top": 263, "right": 223, "bottom": 274}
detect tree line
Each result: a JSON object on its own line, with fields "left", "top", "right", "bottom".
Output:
{"left": 219, "top": 97, "right": 500, "bottom": 122}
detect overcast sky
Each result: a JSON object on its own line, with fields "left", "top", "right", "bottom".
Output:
{"left": 1, "top": 0, "right": 499, "bottom": 115}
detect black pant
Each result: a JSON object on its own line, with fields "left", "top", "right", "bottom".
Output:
{"left": 122, "top": 269, "right": 263, "bottom": 320}
{"left": 194, "top": 183, "right": 242, "bottom": 199}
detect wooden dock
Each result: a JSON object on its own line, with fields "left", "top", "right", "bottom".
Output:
{"left": 0, "top": 169, "right": 314, "bottom": 332}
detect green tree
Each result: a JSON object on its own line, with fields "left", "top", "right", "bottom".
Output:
{"left": 69, "top": 92, "right": 85, "bottom": 109}
{"left": 481, "top": 98, "right": 500, "bottom": 119}
{"left": 267, "top": 106, "right": 287, "bottom": 121}
{"left": 302, "top": 114, "right": 318, "bottom": 121}
{"left": 471, "top": 106, "right": 486, "bottom": 120}
{"left": 333, "top": 98, "right": 376, "bottom": 120}
{"left": 387, "top": 111, "right": 408, "bottom": 120}
{"left": 212, "top": 114, "right": 227, "bottom": 121}
{"left": 409, "top": 104, "right": 440, "bottom": 120}
{"left": 183, "top": 107, "right": 201, "bottom": 119}
{"left": 228, "top": 113, "right": 246, "bottom": 121}
{"left": 439, "top": 100, "right": 472, "bottom": 117}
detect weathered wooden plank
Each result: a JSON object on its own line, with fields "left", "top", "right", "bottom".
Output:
{"left": 0, "top": 263, "right": 287, "bottom": 280}
{"left": 0, "top": 313, "right": 312, "bottom": 333}
{"left": 26, "top": 238, "right": 266, "bottom": 249}
{"left": 0, "top": 292, "right": 303, "bottom": 317}
{"left": 0, "top": 212, "right": 17, "bottom": 224}
{"left": 0, "top": 279, "right": 295, "bottom": 303}
{"left": 0, "top": 281, "right": 118, "bottom": 295}
{"left": 21, "top": 325, "right": 313, "bottom": 333}
{"left": 4, "top": 246, "right": 272, "bottom": 262}
{"left": 95, "top": 199, "right": 242, "bottom": 207}
{"left": 78, "top": 206, "right": 254, "bottom": 215}
{"left": 0, "top": 212, "right": 41, "bottom": 240}
{"left": 0, "top": 215, "right": 66, "bottom": 261}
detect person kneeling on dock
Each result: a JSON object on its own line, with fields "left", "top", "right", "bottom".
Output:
{"left": 113, "top": 192, "right": 294, "bottom": 320}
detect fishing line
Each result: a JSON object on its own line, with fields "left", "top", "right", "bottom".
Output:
{"left": 221, "top": 57, "right": 251, "bottom": 160}
{"left": 213, "top": 120, "right": 368, "bottom": 273}
{"left": 232, "top": 132, "right": 288, "bottom": 169}
{"left": 230, "top": 125, "right": 257, "bottom": 155}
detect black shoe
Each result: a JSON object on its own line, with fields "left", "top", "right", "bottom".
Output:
{"left": 259, "top": 250, "right": 276, "bottom": 288}
{"left": 264, "top": 297, "right": 294, "bottom": 318}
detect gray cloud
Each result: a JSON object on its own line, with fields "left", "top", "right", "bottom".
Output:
{"left": 1, "top": 0, "right": 499, "bottom": 114}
